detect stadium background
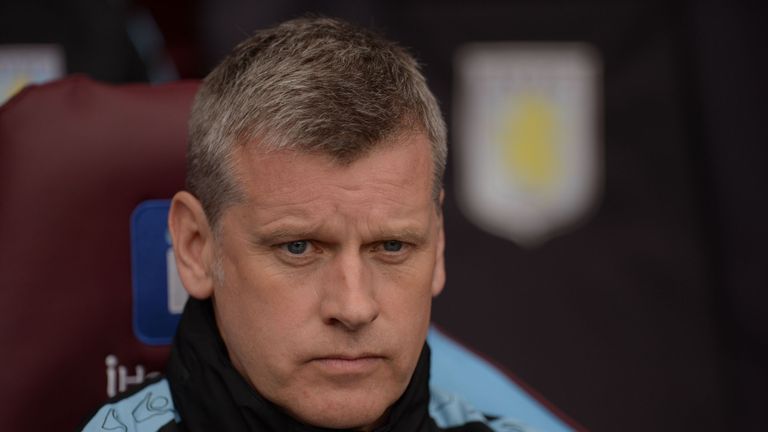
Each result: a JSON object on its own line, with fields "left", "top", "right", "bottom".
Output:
{"left": 1, "top": 0, "right": 766, "bottom": 431}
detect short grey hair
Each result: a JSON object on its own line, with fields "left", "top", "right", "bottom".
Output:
{"left": 186, "top": 16, "right": 447, "bottom": 228}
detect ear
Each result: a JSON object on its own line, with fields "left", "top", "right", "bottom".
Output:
{"left": 168, "top": 191, "right": 216, "bottom": 299}
{"left": 431, "top": 189, "right": 446, "bottom": 297}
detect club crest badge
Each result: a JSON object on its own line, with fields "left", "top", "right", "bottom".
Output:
{"left": 0, "top": 45, "right": 63, "bottom": 105}
{"left": 454, "top": 43, "right": 602, "bottom": 247}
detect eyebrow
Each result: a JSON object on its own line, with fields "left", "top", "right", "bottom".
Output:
{"left": 250, "top": 227, "right": 320, "bottom": 246}
{"left": 250, "top": 224, "right": 429, "bottom": 246}
{"left": 373, "top": 227, "right": 428, "bottom": 245}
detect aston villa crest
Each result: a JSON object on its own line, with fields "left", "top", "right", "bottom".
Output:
{"left": 454, "top": 43, "right": 602, "bottom": 247}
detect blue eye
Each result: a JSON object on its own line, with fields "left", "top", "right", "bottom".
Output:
{"left": 382, "top": 240, "right": 403, "bottom": 252}
{"left": 284, "top": 240, "right": 309, "bottom": 255}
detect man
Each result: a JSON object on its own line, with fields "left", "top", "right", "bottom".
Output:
{"left": 82, "top": 17, "right": 526, "bottom": 431}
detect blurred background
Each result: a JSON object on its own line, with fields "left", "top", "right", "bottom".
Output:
{"left": 1, "top": 0, "right": 766, "bottom": 431}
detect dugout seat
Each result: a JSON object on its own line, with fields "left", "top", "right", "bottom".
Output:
{"left": 0, "top": 76, "right": 576, "bottom": 431}
{"left": 0, "top": 76, "right": 196, "bottom": 430}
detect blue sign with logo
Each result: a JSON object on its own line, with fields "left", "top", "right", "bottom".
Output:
{"left": 131, "top": 200, "right": 187, "bottom": 345}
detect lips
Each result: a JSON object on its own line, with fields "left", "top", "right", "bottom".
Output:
{"left": 310, "top": 354, "right": 385, "bottom": 375}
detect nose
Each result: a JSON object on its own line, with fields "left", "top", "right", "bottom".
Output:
{"left": 319, "top": 250, "right": 380, "bottom": 331}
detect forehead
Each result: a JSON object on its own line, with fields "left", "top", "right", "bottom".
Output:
{"left": 230, "top": 134, "right": 435, "bottom": 221}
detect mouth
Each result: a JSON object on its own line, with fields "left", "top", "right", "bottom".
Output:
{"left": 309, "top": 354, "right": 385, "bottom": 375}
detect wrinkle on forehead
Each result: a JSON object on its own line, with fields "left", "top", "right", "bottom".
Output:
{"left": 231, "top": 134, "right": 433, "bottom": 208}
{"left": 225, "top": 134, "right": 437, "bottom": 246}
{"left": 246, "top": 188, "right": 435, "bottom": 243}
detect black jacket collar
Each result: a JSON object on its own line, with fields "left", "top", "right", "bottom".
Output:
{"left": 166, "top": 298, "right": 437, "bottom": 432}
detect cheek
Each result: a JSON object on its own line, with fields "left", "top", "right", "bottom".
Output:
{"left": 377, "top": 253, "right": 437, "bottom": 303}
{"left": 215, "top": 255, "right": 318, "bottom": 371}
{"left": 223, "top": 245, "right": 316, "bottom": 316}
{"left": 375, "top": 259, "right": 435, "bottom": 340}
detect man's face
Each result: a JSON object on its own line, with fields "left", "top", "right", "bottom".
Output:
{"left": 210, "top": 134, "right": 445, "bottom": 429}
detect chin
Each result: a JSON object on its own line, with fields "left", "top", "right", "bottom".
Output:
{"left": 301, "top": 412, "right": 385, "bottom": 430}
{"left": 287, "top": 389, "right": 394, "bottom": 430}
